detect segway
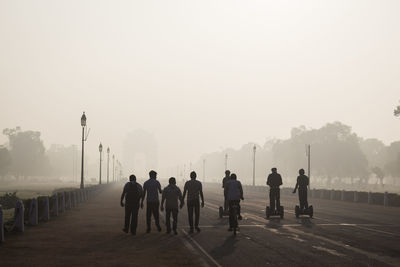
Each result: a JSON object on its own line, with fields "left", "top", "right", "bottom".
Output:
{"left": 219, "top": 201, "right": 229, "bottom": 218}
{"left": 266, "top": 205, "right": 284, "bottom": 219}
{"left": 295, "top": 205, "right": 313, "bottom": 218}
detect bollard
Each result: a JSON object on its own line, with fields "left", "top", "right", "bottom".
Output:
{"left": 0, "top": 205, "right": 4, "bottom": 242}
{"left": 354, "top": 191, "right": 358, "bottom": 202}
{"left": 384, "top": 191, "right": 388, "bottom": 207}
{"left": 66, "top": 192, "right": 71, "bottom": 209}
{"left": 60, "top": 192, "right": 65, "bottom": 213}
{"left": 330, "top": 190, "right": 334, "bottom": 200}
{"left": 368, "top": 192, "right": 372, "bottom": 205}
{"left": 28, "top": 198, "right": 38, "bottom": 225}
{"left": 52, "top": 194, "right": 59, "bottom": 216}
{"left": 341, "top": 190, "right": 345, "bottom": 201}
{"left": 43, "top": 196, "right": 50, "bottom": 221}
{"left": 15, "top": 200, "right": 24, "bottom": 232}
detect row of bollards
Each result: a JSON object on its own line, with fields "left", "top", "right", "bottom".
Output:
{"left": 0, "top": 186, "right": 103, "bottom": 243}
{"left": 310, "top": 189, "right": 389, "bottom": 207}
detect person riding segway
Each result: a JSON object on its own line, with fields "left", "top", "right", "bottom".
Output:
{"left": 293, "top": 169, "right": 313, "bottom": 218}
{"left": 266, "top": 168, "right": 284, "bottom": 219}
{"left": 219, "top": 170, "right": 231, "bottom": 218}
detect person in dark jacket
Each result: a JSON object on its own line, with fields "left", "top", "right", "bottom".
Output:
{"left": 161, "top": 177, "right": 184, "bottom": 235}
{"left": 141, "top": 170, "right": 162, "bottom": 233}
{"left": 121, "top": 174, "right": 143, "bottom": 235}
{"left": 222, "top": 170, "right": 231, "bottom": 212}
{"left": 293, "top": 169, "right": 309, "bottom": 210}
{"left": 183, "top": 171, "right": 204, "bottom": 233}
{"left": 224, "top": 173, "right": 244, "bottom": 231}
{"left": 266, "top": 168, "right": 283, "bottom": 212}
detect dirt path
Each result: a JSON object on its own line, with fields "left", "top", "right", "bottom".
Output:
{"left": 0, "top": 184, "right": 203, "bottom": 267}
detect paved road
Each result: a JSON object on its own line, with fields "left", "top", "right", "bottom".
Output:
{"left": 177, "top": 184, "right": 400, "bottom": 267}
{"left": 1, "top": 183, "right": 399, "bottom": 267}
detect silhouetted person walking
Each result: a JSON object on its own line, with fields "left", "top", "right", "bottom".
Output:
{"left": 141, "top": 170, "right": 162, "bottom": 233}
{"left": 225, "top": 173, "right": 244, "bottom": 231}
{"left": 222, "top": 170, "right": 231, "bottom": 212}
{"left": 120, "top": 174, "right": 143, "bottom": 235}
{"left": 267, "top": 168, "right": 282, "bottom": 212}
{"left": 293, "top": 169, "right": 309, "bottom": 210}
{"left": 161, "top": 177, "right": 184, "bottom": 235}
{"left": 183, "top": 171, "right": 204, "bottom": 233}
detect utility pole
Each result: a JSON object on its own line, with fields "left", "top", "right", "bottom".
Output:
{"left": 225, "top": 153, "right": 228, "bottom": 171}
{"left": 253, "top": 145, "right": 256, "bottom": 186}
{"left": 307, "top": 144, "right": 311, "bottom": 188}
{"left": 112, "top": 154, "right": 115, "bottom": 182}
{"left": 203, "top": 158, "right": 206, "bottom": 183}
{"left": 107, "top": 147, "right": 110, "bottom": 183}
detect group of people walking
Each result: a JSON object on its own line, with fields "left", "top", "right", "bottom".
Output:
{"left": 120, "top": 170, "right": 204, "bottom": 235}
{"left": 121, "top": 167, "right": 310, "bottom": 235}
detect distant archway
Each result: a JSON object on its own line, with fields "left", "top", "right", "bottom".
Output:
{"left": 122, "top": 129, "right": 158, "bottom": 179}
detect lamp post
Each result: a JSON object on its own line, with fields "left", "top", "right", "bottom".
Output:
{"left": 203, "top": 158, "right": 206, "bottom": 183}
{"left": 253, "top": 145, "right": 256, "bottom": 186}
{"left": 224, "top": 153, "right": 228, "bottom": 171}
{"left": 112, "top": 154, "right": 115, "bottom": 182}
{"left": 306, "top": 144, "right": 311, "bottom": 188}
{"left": 99, "top": 143, "right": 103, "bottom": 184}
{"left": 107, "top": 147, "right": 110, "bottom": 184}
{"left": 80, "top": 112, "right": 87, "bottom": 189}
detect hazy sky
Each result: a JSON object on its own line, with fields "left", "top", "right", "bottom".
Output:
{"left": 1, "top": 0, "right": 399, "bottom": 170}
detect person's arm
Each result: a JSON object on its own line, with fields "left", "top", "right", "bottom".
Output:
{"left": 161, "top": 189, "right": 165, "bottom": 211}
{"left": 222, "top": 178, "right": 224, "bottom": 188}
{"left": 200, "top": 182, "right": 204, "bottom": 207}
{"left": 267, "top": 175, "right": 270, "bottom": 186}
{"left": 182, "top": 182, "right": 187, "bottom": 200}
{"left": 158, "top": 181, "right": 162, "bottom": 194}
{"left": 239, "top": 182, "right": 244, "bottom": 200}
{"left": 293, "top": 177, "right": 298, "bottom": 193}
{"left": 120, "top": 184, "right": 126, "bottom": 207}
{"left": 278, "top": 174, "right": 283, "bottom": 186}
{"left": 178, "top": 188, "right": 184, "bottom": 209}
{"left": 141, "top": 183, "right": 147, "bottom": 209}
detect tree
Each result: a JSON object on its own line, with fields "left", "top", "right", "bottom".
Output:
{"left": 371, "top": 166, "right": 385, "bottom": 187}
{"left": 394, "top": 102, "right": 400, "bottom": 117}
{"left": 0, "top": 147, "right": 11, "bottom": 178}
{"left": 3, "top": 127, "right": 49, "bottom": 178}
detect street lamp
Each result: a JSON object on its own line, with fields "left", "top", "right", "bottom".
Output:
{"left": 99, "top": 143, "right": 103, "bottom": 185}
{"left": 107, "top": 147, "right": 110, "bottom": 184}
{"left": 225, "top": 153, "right": 228, "bottom": 171}
{"left": 253, "top": 145, "right": 256, "bottom": 186}
{"left": 112, "top": 154, "right": 115, "bottom": 182}
{"left": 203, "top": 158, "right": 206, "bottom": 183}
{"left": 306, "top": 144, "right": 311, "bottom": 188}
{"left": 80, "top": 112, "right": 87, "bottom": 189}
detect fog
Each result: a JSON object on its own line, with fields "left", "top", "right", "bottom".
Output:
{"left": 1, "top": 1, "right": 399, "bottom": 187}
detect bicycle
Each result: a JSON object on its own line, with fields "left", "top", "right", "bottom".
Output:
{"left": 230, "top": 202, "right": 240, "bottom": 236}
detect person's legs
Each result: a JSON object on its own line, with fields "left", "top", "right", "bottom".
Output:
{"left": 153, "top": 201, "right": 161, "bottom": 230}
{"left": 166, "top": 208, "right": 171, "bottom": 233}
{"left": 269, "top": 189, "right": 275, "bottom": 212}
{"left": 276, "top": 188, "right": 281, "bottom": 210}
{"left": 124, "top": 205, "right": 131, "bottom": 232}
{"left": 224, "top": 194, "right": 228, "bottom": 212}
{"left": 146, "top": 202, "right": 152, "bottom": 231}
{"left": 194, "top": 199, "right": 200, "bottom": 230}
{"left": 299, "top": 188, "right": 308, "bottom": 210}
{"left": 187, "top": 200, "right": 194, "bottom": 230}
{"left": 172, "top": 208, "right": 178, "bottom": 233}
{"left": 228, "top": 200, "right": 233, "bottom": 229}
{"left": 131, "top": 206, "right": 139, "bottom": 234}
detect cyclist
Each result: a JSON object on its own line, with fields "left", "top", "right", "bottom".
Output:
{"left": 292, "top": 169, "right": 309, "bottom": 211}
{"left": 222, "top": 170, "right": 231, "bottom": 213}
{"left": 267, "top": 168, "right": 282, "bottom": 213}
{"left": 224, "top": 173, "right": 243, "bottom": 231}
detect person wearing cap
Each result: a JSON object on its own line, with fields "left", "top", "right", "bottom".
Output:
{"left": 120, "top": 174, "right": 143, "bottom": 235}
{"left": 183, "top": 171, "right": 204, "bottom": 233}
{"left": 293, "top": 169, "right": 309, "bottom": 210}
{"left": 161, "top": 177, "right": 184, "bottom": 235}
{"left": 222, "top": 170, "right": 231, "bottom": 213}
{"left": 141, "top": 170, "right": 162, "bottom": 233}
{"left": 266, "top": 168, "right": 283, "bottom": 213}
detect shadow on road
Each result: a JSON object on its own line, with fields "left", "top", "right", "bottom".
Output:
{"left": 210, "top": 235, "right": 239, "bottom": 260}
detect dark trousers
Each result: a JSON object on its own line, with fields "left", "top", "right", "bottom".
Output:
{"left": 228, "top": 200, "right": 240, "bottom": 228}
{"left": 223, "top": 193, "right": 229, "bottom": 212}
{"left": 299, "top": 187, "right": 308, "bottom": 210}
{"left": 146, "top": 201, "right": 160, "bottom": 229}
{"left": 166, "top": 208, "right": 178, "bottom": 232}
{"left": 125, "top": 204, "right": 139, "bottom": 234}
{"left": 187, "top": 199, "right": 200, "bottom": 229}
{"left": 269, "top": 187, "right": 280, "bottom": 212}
